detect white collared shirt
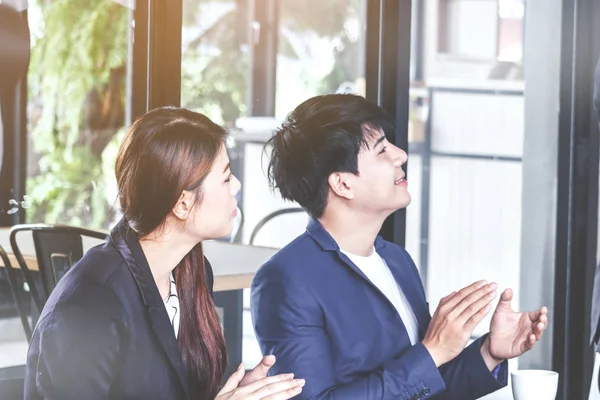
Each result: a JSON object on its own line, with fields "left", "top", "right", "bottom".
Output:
{"left": 163, "top": 274, "right": 180, "bottom": 338}
{"left": 341, "top": 248, "right": 420, "bottom": 345}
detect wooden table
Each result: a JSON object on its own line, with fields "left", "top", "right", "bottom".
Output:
{"left": 0, "top": 228, "right": 277, "bottom": 292}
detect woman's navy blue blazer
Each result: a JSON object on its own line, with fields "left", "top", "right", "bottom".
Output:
{"left": 24, "top": 218, "right": 214, "bottom": 400}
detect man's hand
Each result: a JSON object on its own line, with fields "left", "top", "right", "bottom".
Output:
{"left": 483, "top": 288, "right": 548, "bottom": 367}
{"left": 422, "top": 280, "right": 497, "bottom": 367}
{"left": 239, "top": 355, "right": 277, "bottom": 387}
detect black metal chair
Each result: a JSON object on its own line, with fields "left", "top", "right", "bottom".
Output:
{"left": 9, "top": 224, "right": 109, "bottom": 341}
{"left": 0, "top": 244, "right": 32, "bottom": 341}
{"left": 248, "top": 207, "right": 306, "bottom": 245}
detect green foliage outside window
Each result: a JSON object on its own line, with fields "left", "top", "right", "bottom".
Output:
{"left": 26, "top": 0, "right": 362, "bottom": 229}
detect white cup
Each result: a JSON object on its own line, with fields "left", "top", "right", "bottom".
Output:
{"left": 511, "top": 369, "right": 559, "bottom": 400}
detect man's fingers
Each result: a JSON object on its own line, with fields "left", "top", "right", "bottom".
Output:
{"left": 457, "top": 288, "right": 497, "bottom": 323}
{"left": 500, "top": 288, "right": 513, "bottom": 302}
{"left": 442, "top": 280, "right": 489, "bottom": 310}
{"left": 526, "top": 333, "right": 536, "bottom": 349}
{"left": 439, "top": 291, "right": 457, "bottom": 306}
{"left": 464, "top": 303, "right": 492, "bottom": 332}
{"left": 532, "top": 321, "right": 546, "bottom": 340}
{"left": 529, "top": 306, "right": 549, "bottom": 322}
{"left": 451, "top": 283, "right": 496, "bottom": 319}
{"left": 533, "top": 321, "right": 545, "bottom": 335}
{"left": 528, "top": 308, "right": 549, "bottom": 341}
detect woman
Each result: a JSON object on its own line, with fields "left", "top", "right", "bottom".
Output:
{"left": 24, "top": 107, "right": 305, "bottom": 399}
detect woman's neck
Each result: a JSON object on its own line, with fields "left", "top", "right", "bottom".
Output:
{"left": 139, "top": 226, "right": 198, "bottom": 300}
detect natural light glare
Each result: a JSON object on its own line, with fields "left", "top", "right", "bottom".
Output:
{"left": 499, "top": 0, "right": 525, "bottom": 19}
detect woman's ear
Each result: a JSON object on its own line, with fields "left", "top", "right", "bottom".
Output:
{"left": 172, "top": 191, "right": 195, "bottom": 221}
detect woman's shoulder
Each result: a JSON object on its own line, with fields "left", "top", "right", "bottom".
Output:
{"left": 33, "top": 275, "right": 129, "bottom": 358}
{"left": 28, "top": 263, "right": 130, "bottom": 389}
{"left": 40, "top": 242, "right": 130, "bottom": 320}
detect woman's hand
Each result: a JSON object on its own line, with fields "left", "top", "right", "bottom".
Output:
{"left": 216, "top": 363, "right": 305, "bottom": 400}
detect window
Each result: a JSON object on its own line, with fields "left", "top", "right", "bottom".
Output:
{"left": 276, "top": 0, "right": 366, "bottom": 118}
{"left": 26, "top": 0, "right": 132, "bottom": 229}
{"left": 181, "top": 0, "right": 251, "bottom": 126}
{"left": 437, "top": 0, "right": 524, "bottom": 63}
{"left": 407, "top": 0, "right": 561, "bottom": 386}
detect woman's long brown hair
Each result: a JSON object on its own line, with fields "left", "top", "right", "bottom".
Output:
{"left": 115, "top": 107, "right": 227, "bottom": 399}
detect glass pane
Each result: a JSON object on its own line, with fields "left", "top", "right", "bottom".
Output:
{"left": 437, "top": 0, "right": 525, "bottom": 63}
{"left": 235, "top": 0, "right": 368, "bottom": 250}
{"left": 275, "top": 0, "right": 366, "bottom": 118}
{"left": 25, "top": 0, "right": 132, "bottom": 230}
{"left": 406, "top": 1, "right": 558, "bottom": 398}
{"left": 497, "top": 0, "right": 524, "bottom": 63}
{"left": 181, "top": 0, "right": 251, "bottom": 126}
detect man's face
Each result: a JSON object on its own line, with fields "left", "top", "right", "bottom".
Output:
{"left": 348, "top": 129, "right": 411, "bottom": 216}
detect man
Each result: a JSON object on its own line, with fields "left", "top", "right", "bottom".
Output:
{"left": 251, "top": 94, "right": 548, "bottom": 400}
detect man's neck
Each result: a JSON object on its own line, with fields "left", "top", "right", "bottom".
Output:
{"left": 319, "top": 210, "right": 386, "bottom": 257}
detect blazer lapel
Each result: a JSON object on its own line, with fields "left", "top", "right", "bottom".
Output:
{"left": 306, "top": 219, "right": 386, "bottom": 290}
{"left": 379, "top": 244, "right": 430, "bottom": 339}
{"left": 338, "top": 244, "right": 431, "bottom": 340}
{"left": 335, "top": 250, "right": 375, "bottom": 284}
{"left": 307, "top": 218, "right": 421, "bottom": 342}
{"left": 110, "top": 219, "right": 190, "bottom": 398}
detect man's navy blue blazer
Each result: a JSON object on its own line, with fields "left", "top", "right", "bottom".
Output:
{"left": 251, "top": 219, "right": 508, "bottom": 400}
{"left": 24, "top": 218, "right": 213, "bottom": 399}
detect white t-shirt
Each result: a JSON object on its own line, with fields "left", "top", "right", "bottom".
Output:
{"left": 341, "top": 248, "right": 420, "bottom": 345}
{"left": 164, "top": 273, "right": 180, "bottom": 339}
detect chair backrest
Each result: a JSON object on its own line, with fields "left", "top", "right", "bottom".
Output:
{"left": 10, "top": 224, "right": 109, "bottom": 313}
{"left": 0, "top": 377, "right": 25, "bottom": 400}
{"left": 0, "top": 244, "right": 32, "bottom": 341}
{"left": 249, "top": 207, "right": 306, "bottom": 246}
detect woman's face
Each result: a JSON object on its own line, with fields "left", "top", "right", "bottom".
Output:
{"left": 189, "top": 145, "right": 241, "bottom": 241}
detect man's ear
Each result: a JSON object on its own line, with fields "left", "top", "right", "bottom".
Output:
{"left": 328, "top": 172, "right": 354, "bottom": 200}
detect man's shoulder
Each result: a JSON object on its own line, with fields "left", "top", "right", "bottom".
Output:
{"left": 271, "top": 231, "right": 320, "bottom": 258}
{"left": 253, "top": 231, "right": 337, "bottom": 285}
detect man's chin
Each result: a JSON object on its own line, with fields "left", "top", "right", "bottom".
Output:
{"left": 396, "top": 195, "right": 412, "bottom": 210}
{"left": 383, "top": 198, "right": 411, "bottom": 216}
